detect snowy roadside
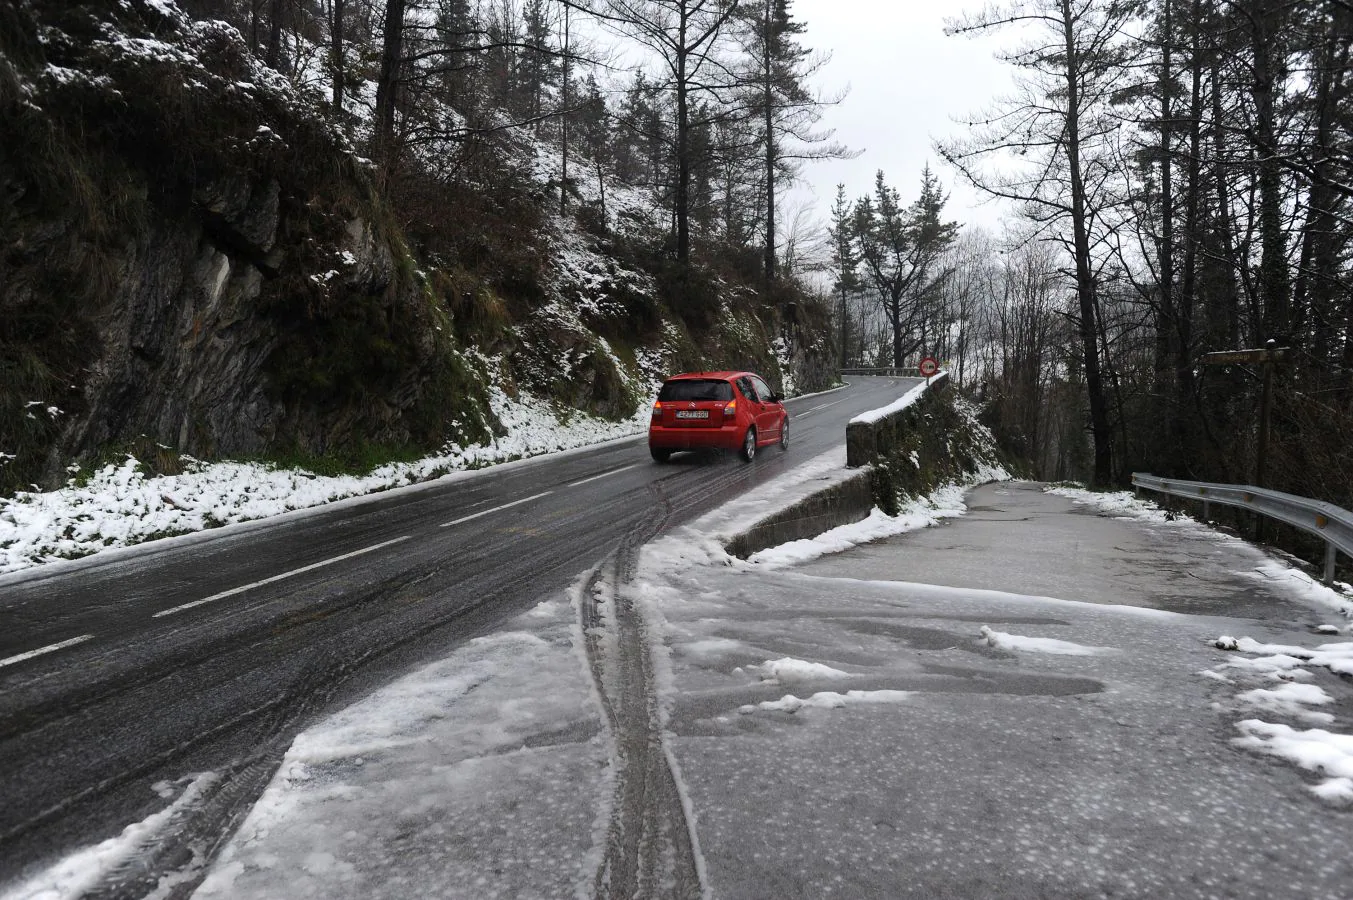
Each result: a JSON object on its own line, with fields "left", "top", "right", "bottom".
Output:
{"left": 0, "top": 387, "right": 653, "bottom": 576}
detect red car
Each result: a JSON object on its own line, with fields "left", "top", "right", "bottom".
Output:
{"left": 648, "top": 371, "right": 789, "bottom": 463}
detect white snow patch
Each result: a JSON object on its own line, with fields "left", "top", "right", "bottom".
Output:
{"left": 1236, "top": 683, "right": 1336, "bottom": 725}
{"left": 847, "top": 381, "right": 927, "bottom": 426}
{"left": 1212, "top": 635, "right": 1353, "bottom": 678}
{"left": 979, "top": 626, "right": 1110, "bottom": 657}
{"left": 748, "top": 483, "right": 974, "bottom": 569}
{"left": 739, "top": 690, "right": 913, "bottom": 715}
{"left": 1234, "top": 720, "right": 1353, "bottom": 805}
{"left": 746, "top": 657, "right": 852, "bottom": 684}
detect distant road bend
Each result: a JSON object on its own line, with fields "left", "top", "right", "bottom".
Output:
{"left": 0, "top": 376, "right": 922, "bottom": 898}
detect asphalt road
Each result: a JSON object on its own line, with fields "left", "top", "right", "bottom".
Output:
{"left": 0, "top": 376, "right": 921, "bottom": 898}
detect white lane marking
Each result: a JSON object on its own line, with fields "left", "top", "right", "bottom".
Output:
{"left": 0, "top": 634, "right": 96, "bottom": 669}
{"left": 798, "top": 398, "right": 847, "bottom": 417}
{"left": 152, "top": 536, "right": 413, "bottom": 618}
{"left": 440, "top": 491, "right": 554, "bottom": 528}
{"left": 568, "top": 464, "right": 639, "bottom": 488}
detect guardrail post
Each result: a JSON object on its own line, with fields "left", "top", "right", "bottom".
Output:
{"left": 1327, "top": 543, "right": 1338, "bottom": 585}
{"left": 1202, "top": 500, "right": 1211, "bottom": 522}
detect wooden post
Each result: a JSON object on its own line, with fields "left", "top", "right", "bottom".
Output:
{"left": 1256, "top": 339, "right": 1276, "bottom": 492}
{"left": 1201, "top": 342, "right": 1287, "bottom": 543}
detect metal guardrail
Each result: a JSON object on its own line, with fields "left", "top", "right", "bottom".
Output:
{"left": 1132, "top": 473, "right": 1352, "bottom": 583}
{"left": 840, "top": 367, "right": 921, "bottom": 377}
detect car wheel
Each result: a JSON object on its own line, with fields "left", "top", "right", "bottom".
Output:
{"left": 650, "top": 447, "right": 671, "bottom": 463}
{"left": 739, "top": 427, "right": 756, "bottom": 462}
{"left": 779, "top": 417, "right": 789, "bottom": 451}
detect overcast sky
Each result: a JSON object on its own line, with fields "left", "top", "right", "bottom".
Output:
{"left": 786, "top": 0, "right": 1016, "bottom": 237}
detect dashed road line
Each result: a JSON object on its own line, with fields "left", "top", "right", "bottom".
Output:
{"left": 568, "top": 464, "right": 639, "bottom": 488}
{"left": 440, "top": 491, "right": 554, "bottom": 528}
{"left": 0, "top": 634, "right": 96, "bottom": 669}
{"left": 151, "top": 536, "right": 413, "bottom": 618}
{"left": 798, "top": 398, "right": 847, "bottom": 417}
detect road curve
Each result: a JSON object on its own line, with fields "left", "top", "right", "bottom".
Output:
{"left": 0, "top": 376, "right": 922, "bottom": 897}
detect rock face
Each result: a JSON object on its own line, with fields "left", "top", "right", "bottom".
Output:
{"left": 60, "top": 202, "right": 283, "bottom": 462}
{"left": 1, "top": 1, "right": 488, "bottom": 491}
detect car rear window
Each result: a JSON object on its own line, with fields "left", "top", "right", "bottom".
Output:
{"left": 658, "top": 379, "right": 734, "bottom": 402}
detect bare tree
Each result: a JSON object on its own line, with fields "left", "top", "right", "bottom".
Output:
{"left": 940, "top": 0, "right": 1134, "bottom": 486}
{"left": 589, "top": 0, "right": 744, "bottom": 264}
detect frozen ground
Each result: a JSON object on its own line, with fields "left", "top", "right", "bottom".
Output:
{"left": 10, "top": 467, "right": 1353, "bottom": 899}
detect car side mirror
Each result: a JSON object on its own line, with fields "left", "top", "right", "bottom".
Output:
{"left": 769, "top": 393, "right": 782, "bottom": 403}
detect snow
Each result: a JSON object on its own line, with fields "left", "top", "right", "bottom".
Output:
{"left": 1, "top": 772, "right": 219, "bottom": 900}
{"left": 1211, "top": 635, "right": 1353, "bottom": 677}
{"left": 1235, "top": 683, "right": 1335, "bottom": 725}
{"left": 847, "top": 380, "right": 928, "bottom": 425}
{"left": 0, "top": 387, "right": 651, "bottom": 575}
{"left": 1233, "top": 721, "right": 1353, "bottom": 805}
{"left": 743, "top": 657, "right": 852, "bottom": 684}
{"left": 978, "top": 626, "right": 1111, "bottom": 657}
{"left": 747, "top": 482, "right": 976, "bottom": 569}
{"left": 738, "top": 690, "right": 913, "bottom": 715}
{"left": 1202, "top": 633, "right": 1353, "bottom": 798}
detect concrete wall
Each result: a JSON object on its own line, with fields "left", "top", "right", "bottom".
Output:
{"left": 846, "top": 373, "right": 950, "bottom": 468}
{"left": 725, "top": 374, "right": 996, "bottom": 559}
{"left": 724, "top": 471, "right": 874, "bottom": 559}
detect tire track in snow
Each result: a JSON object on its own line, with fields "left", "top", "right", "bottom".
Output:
{"left": 581, "top": 477, "right": 714, "bottom": 900}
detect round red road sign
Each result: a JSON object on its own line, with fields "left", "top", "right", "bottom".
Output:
{"left": 919, "top": 356, "right": 939, "bottom": 377}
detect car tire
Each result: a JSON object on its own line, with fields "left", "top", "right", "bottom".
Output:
{"left": 650, "top": 447, "right": 671, "bottom": 463}
{"left": 779, "top": 417, "right": 789, "bottom": 451}
{"left": 739, "top": 427, "right": 756, "bottom": 462}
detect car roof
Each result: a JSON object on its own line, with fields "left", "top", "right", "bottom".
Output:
{"left": 664, "top": 371, "right": 753, "bottom": 381}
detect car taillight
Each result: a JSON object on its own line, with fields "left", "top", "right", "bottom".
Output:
{"left": 723, "top": 400, "right": 736, "bottom": 416}
{"left": 652, "top": 402, "right": 663, "bottom": 418}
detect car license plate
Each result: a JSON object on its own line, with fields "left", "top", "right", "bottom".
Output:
{"left": 675, "top": 410, "right": 709, "bottom": 419}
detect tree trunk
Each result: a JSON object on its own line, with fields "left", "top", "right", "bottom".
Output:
{"left": 1249, "top": 5, "right": 1290, "bottom": 341}
{"left": 265, "top": 0, "right": 285, "bottom": 71}
{"left": 331, "top": 0, "right": 345, "bottom": 113}
{"left": 560, "top": 5, "right": 571, "bottom": 217}
{"left": 1060, "top": 0, "right": 1113, "bottom": 486}
{"left": 374, "top": 0, "right": 406, "bottom": 167}
{"left": 762, "top": 0, "right": 777, "bottom": 284}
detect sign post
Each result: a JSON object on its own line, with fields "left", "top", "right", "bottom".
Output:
{"left": 919, "top": 356, "right": 939, "bottom": 385}
{"left": 1201, "top": 340, "right": 1288, "bottom": 539}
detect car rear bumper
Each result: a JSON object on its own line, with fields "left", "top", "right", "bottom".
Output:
{"left": 648, "top": 424, "right": 741, "bottom": 451}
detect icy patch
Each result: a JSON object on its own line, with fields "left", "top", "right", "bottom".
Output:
{"left": 738, "top": 690, "right": 913, "bottom": 715}
{"left": 1050, "top": 487, "right": 1353, "bottom": 621}
{"left": 979, "top": 626, "right": 1110, "bottom": 657}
